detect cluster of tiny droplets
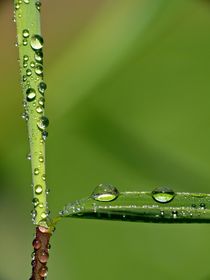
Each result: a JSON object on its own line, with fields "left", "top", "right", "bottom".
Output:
{"left": 14, "top": 0, "right": 50, "bottom": 224}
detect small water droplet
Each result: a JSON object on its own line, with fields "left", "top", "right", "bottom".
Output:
{"left": 27, "top": 153, "right": 31, "bottom": 160}
{"left": 35, "top": 184, "right": 42, "bottom": 194}
{"left": 200, "top": 203, "right": 206, "bottom": 209}
{"left": 42, "top": 174, "right": 46, "bottom": 181}
{"left": 39, "top": 266, "right": 48, "bottom": 278}
{"left": 15, "top": 3, "right": 20, "bottom": 10}
{"left": 21, "top": 111, "right": 29, "bottom": 121}
{"left": 42, "top": 130, "right": 48, "bottom": 141}
{"left": 26, "top": 88, "right": 36, "bottom": 101}
{"left": 160, "top": 210, "right": 164, "bottom": 217}
{"left": 46, "top": 188, "right": 50, "bottom": 195}
{"left": 24, "top": 0, "right": 30, "bottom": 3}
{"left": 34, "top": 168, "right": 40, "bottom": 175}
{"left": 35, "top": 1, "right": 41, "bottom": 11}
{"left": 39, "top": 203, "right": 44, "bottom": 208}
{"left": 41, "top": 212, "right": 48, "bottom": 219}
{"left": 38, "top": 250, "right": 49, "bottom": 263}
{"left": 91, "top": 184, "right": 119, "bottom": 202}
{"left": 36, "top": 106, "right": 43, "bottom": 114}
{"left": 23, "top": 38, "right": 28, "bottom": 46}
{"left": 38, "top": 97, "right": 45, "bottom": 106}
{"left": 30, "top": 34, "right": 43, "bottom": 50}
{"left": 35, "top": 64, "right": 43, "bottom": 76}
{"left": 172, "top": 210, "right": 178, "bottom": 218}
{"left": 32, "top": 197, "right": 39, "bottom": 207}
{"left": 22, "top": 75, "right": 27, "bottom": 82}
{"left": 38, "top": 82, "right": 47, "bottom": 95}
{"left": 23, "top": 62, "right": 28, "bottom": 68}
{"left": 22, "top": 29, "right": 29, "bottom": 38}
{"left": 39, "top": 155, "right": 44, "bottom": 162}
{"left": 152, "top": 187, "right": 175, "bottom": 203}
{"left": 34, "top": 50, "right": 43, "bottom": 63}
{"left": 32, "top": 238, "right": 41, "bottom": 250}
{"left": 30, "top": 61, "right": 35, "bottom": 68}
{"left": 31, "top": 209, "right": 37, "bottom": 220}
{"left": 26, "top": 68, "right": 32, "bottom": 76}
{"left": 37, "top": 116, "right": 49, "bottom": 131}
{"left": 23, "top": 55, "right": 29, "bottom": 61}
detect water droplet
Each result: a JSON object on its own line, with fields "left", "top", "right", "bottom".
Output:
{"left": 24, "top": 0, "right": 30, "bottom": 3}
{"left": 38, "top": 97, "right": 45, "bottom": 106}
{"left": 32, "top": 238, "right": 41, "bottom": 250}
{"left": 42, "top": 174, "right": 46, "bottom": 181}
{"left": 38, "top": 82, "right": 47, "bottom": 95}
{"left": 39, "top": 203, "right": 44, "bottom": 208}
{"left": 37, "top": 116, "right": 49, "bottom": 131}
{"left": 23, "top": 38, "right": 28, "bottom": 46}
{"left": 42, "top": 130, "right": 48, "bottom": 141}
{"left": 91, "top": 184, "right": 119, "bottom": 202}
{"left": 15, "top": 3, "right": 20, "bottom": 10}
{"left": 152, "top": 187, "right": 175, "bottom": 203}
{"left": 46, "top": 188, "right": 50, "bottom": 195}
{"left": 31, "top": 209, "right": 37, "bottom": 220}
{"left": 36, "top": 106, "right": 43, "bottom": 114}
{"left": 26, "top": 88, "right": 36, "bottom": 101}
{"left": 23, "top": 75, "right": 27, "bottom": 82}
{"left": 22, "top": 29, "right": 29, "bottom": 38}
{"left": 200, "top": 203, "right": 206, "bottom": 209}
{"left": 23, "top": 55, "right": 29, "bottom": 61}
{"left": 21, "top": 111, "right": 29, "bottom": 121}
{"left": 35, "top": 64, "right": 43, "bottom": 76}
{"left": 34, "top": 168, "right": 40, "bottom": 175}
{"left": 160, "top": 210, "right": 164, "bottom": 217}
{"left": 172, "top": 210, "right": 178, "bottom": 218}
{"left": 39, "top": 155, "right": 44, "bottom": 162}
{"left": 35, "top": 1, "right": 41, "bottom": 11}
{"left": 35, "top": 184, "right": 42, "bottom": 194}
{"left": 26, "top": 68, "right": 32, "bottom": 76}
{"left": 191, "top": 204, "right": 196, "bottom": 208}
{"left": 38, "top": 250, "right": 49, "bottom": 263}
{"left": 30, "top": 61, "right": 35, "bottom": 68}
{"left": 30, "top": 34, "right": 43, "bottom": 50}
{"left": 23, "top": 62, "right": 28, "bottom": 68}
{"left": 32, "top": 197, "right": 39, "bottom": 207}
{"left": 34, "top": 50, "right": 43, "bottom": 63}
{"left": 39, "top": 266, "right": 48, "bottom": 278}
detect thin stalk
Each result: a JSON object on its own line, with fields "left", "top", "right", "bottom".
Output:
{"left": 14, "top": 0, "right": 49, "bottom": 227}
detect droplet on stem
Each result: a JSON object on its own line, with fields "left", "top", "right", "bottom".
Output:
{"left": 152, "top": 187, "right": 175, "bottom": 203}
{"left": 91, "top": 184, "right": 119, "bottom": 202}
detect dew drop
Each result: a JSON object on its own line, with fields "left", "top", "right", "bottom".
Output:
{"left": 34, "top": 168, "right": 40, "bottom": 175}
{"left": 23, "top": 54, "right": 29, "bottom": 61}
{"left": 91, "top": 184, "right": 119, "bottom": 202}
{"left": 31, "top": 209, "right": 37, "bottom": 220}
{"left": 39, "top": 266, "right": 48, "bottom": 278}
{"left": 15, "top": 3, "right": 20, "bottom": 10}
{"left": 23, "top": 38, "right": 28, "bottom": 46}
{"left": 160, "top": 210, "right": 164, "bottom": 217}
{"left": 42, "top": 174, "right": 46, "bottom": 181}
{"left": 35, "top": 64, "right": 43, "bottom": 76}
{"left": 35, "top": 184, "right": 42, "bottom": 194}
{"left": 39, "top": 203, "right": 44, "bottom": 208}
{"left": 38, "top": 250, "right": 49, "bottom": 263}
{"left": 30, "top": 61, "right": 35, "bottom": 68}
{"left": 38, "top": 82, "right": 47, "bottom": 95}
{"left": 30, "top": 34, "right": 43, "bottom": 50}
{"left": 32, "top": 197, "right": 39, "bottom": 207}
{"left": 23, "top": 75, "right": 27, "bottom": 82}
{"left": 34, "top": 50, "right": 43, "bottom": 63}
{"left": 26, "top": 88, "right": 36, "bottom": 101}
{"left": 152, "top": 187, "right": 175, "bottom": 203}
{"left": 35, "top": 1, "right": 41, "bottom": 11}
{"left": 24, "top": 0, "right": 30, "bottom": 3}
{"left": 36, "top": 106, "right": 43, "bottom": 114}
{"left": 200, "top": 203, "right": 206, "bottom": 209}
{"left": 22, "top": 29, "right": 29, "bottom": 38}
{"left": 41, "top": 212, "right": 48, "bottom": 219}
{"left": 26, "top": 68, "right": 32, "bottom": 76}
{"left": 46, "top": 188, "right": 50, "bottom": 195}
{"left": 39, "top": 155, "right": 44, "bottom": 162}
{"left": 32, "top": 238, "right": 41, "bottom": 250}
{"left": 23, "top": 62, "right": 28, "bottom": 68}
{"left": 38, "top": 97, "right": 45, "bottom": 106}
{"left": 37, "top": 116, "right": 49, "bottom": 131}
{"left": 42, "top": 131, "right": 48, "bottom": 141}
{"left": 172, "top": 210, "right": 178, "bottom": 218}
{"left": 21, "top": 111, "right": 29, "bottom": 121}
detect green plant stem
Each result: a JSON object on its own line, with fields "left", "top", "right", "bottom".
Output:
{"left": 60, "top": 191, "right": 210, "bottom": 223}
{"left": 14, "top": 0, "right": 48, "bottom": 227}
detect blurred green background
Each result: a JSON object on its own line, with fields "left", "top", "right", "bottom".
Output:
{"left": 1, "top": 0, "right": 210, "bottom": 279}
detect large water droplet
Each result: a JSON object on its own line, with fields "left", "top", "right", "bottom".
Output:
{"left": 32, "top": 238, "right": 41, "bottom": 250}
{"left": 22, "top": 29, "right": 29, "bottom": 38}
{"left": 35, "top": 184, "right": 42, "bottom": 194}
{"left": 30, "top": 34, "right": 43, "bottom": 50}
{"left": 34, "top": 168, "right": 40, "bottom": 175}
{"left": 38, "top": 250, "right": 49, "bottom": 263}
{"left": 91, "top": 184, "right": 119, "bottom": 202}
{"left": 35, "top": 64, "right": 43, "bottom": 76}
{"left": 26, "top": 88, "right": 36, "bottom": 101}
{"left": 37, "top": 116, "right": 49, "bottom": 131}
{"left": 34, "top": 50, "right": 43, "bottom": 63}
{"left": 152, "top": 187, "right": 175, "bottom": 203}
{"left": 36, "top": 106, "right": 43, "bottom": 114}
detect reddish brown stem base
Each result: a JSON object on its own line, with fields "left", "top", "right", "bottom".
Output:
{"left": 30, "top": 226, "right": 51, "bottom": 280}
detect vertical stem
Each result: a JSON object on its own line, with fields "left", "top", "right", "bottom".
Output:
{"left": 14, "top": 0, "right": 49, "bottom": 227}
